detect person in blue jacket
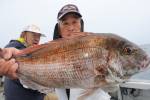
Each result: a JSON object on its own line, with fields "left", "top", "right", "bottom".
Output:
{"left": 1, "top": 24, "right": 46, "bottom": 100}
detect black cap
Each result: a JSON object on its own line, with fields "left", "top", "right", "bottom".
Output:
{"left": 57, "top": 4, "right": 82, "bottom": 20}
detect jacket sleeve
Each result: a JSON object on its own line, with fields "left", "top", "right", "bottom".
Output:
{"left": 5, "top": 40, "right": 26, "bottom": 49}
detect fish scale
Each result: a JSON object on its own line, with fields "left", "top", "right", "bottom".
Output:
{"left": 18, "top": 48, "right": 105, "bottom": 89}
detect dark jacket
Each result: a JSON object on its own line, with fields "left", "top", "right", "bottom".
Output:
{"left": 4, "top": 40, "right": 45, "bottom": 100}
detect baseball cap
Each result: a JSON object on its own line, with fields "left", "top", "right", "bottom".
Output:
{"left": 57, "top": 4, "right": 82, "bottom": 20}
{"left": 22, "top": 24, "right": 46, "bottom": 37}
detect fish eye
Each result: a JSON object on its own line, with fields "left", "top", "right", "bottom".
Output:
{"left": 123, "top": 47, "right": 132, "bottom": 55}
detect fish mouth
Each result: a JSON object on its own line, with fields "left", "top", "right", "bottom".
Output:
{"left": 141, "top": 56, "right": 150, "bottom": 69}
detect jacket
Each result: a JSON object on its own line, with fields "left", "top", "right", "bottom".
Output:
{"left": 4, "top": 39, "right": 45, "bottom": 100}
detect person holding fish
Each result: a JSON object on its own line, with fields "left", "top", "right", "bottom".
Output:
{"left": 53, "top": 4, "right": 111, "bottom": 100}
{"left": 0, "top": 24, "right": 46, "bottom": 100}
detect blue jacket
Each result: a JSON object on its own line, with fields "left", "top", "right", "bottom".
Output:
{"left": 4, "top": 40, "right": 45, "bottom": 100}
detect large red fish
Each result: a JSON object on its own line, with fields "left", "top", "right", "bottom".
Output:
{"left": 1, "top": 33, "right": 150, "bottom": 94}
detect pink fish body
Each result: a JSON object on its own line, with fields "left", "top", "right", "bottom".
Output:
{"left": 12, "top": 33, "right": 150, "bottom": 93}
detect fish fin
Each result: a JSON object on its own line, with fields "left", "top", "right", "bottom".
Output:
{"left": 18, "top": 74, "right": 54, "bottom": 94}
{"left": 101, "top": 83, "right": 119, "bottom": 93}
{"left": 94, "top": 75, "right": 119, "bottom": 92}
{"left": 77, "top": 88, "right": 111, "bottom": 100}
{"left": 77, "top": 88, "right": 97, "bottom": 100}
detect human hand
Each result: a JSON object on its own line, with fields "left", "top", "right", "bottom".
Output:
{"left": 0, "top": 58, "right": 18, "bottom": 79}
{"left": 0, "top": 48, "right": 20, "bottom": 79}
{"left": 1, "top": 47, "right": 21, "bottom": 59}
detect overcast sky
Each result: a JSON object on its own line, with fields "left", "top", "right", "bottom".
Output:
{"left": 0, "top": 0, "right": 150, "bottom": 47}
